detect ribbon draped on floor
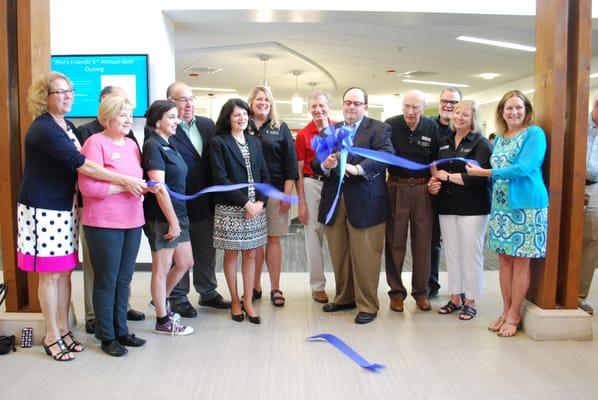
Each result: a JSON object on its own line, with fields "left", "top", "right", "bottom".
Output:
{"left": 308, "top": 333, "right": 384, "bottom": 372}
{"left": 311, "top": 125, "right": 480, "bottom": 223}
{"left": 147, "top": 180, "right": 298, "bottom": 204}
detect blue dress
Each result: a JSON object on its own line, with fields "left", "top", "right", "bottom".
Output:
{"left": 486, "top": 130, "right": 548, "bottom": 258}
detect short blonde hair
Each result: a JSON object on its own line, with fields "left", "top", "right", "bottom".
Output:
{"left": 248, "top": 85, "right": 281, "bottom": 129}
{"left": 495, "top": 90, "right": 534, "bottom": 135}
{"left": 27, "top": 71, "right": 72, "bottom": 117}
{"left": 449, "top": 100, "right": 483, "bottom": 134}
{"left": 98, "top": 95, "right": 133, "bottom": 128}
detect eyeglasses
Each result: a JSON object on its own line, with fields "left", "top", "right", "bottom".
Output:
{"left": 48, "top": 89, "right": 75, "bottom": 96}
{"left": 440, "top": 99, "right": 459, "bottom": 106}
{"left": 343, "top": 100, "right": 365, "bottom": 107}
{"left": 172, "top": 96, "right": 196, "bottom": 103}
{"left": 402, "top": 104, "right": 422, "bottom": 111}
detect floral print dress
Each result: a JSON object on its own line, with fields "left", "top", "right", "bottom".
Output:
{"left": 486, "top": 130, "right": 548, "bottom": 258}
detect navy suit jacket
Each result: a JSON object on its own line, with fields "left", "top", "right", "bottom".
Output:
{"left": 311, "top": 116, "right": 394, "bottom": 228}
{"left": 169, "top": 116, "right": 215, "bottom": 221}
{"left": 209, "top": 133, "right": 270, "bottom": 208}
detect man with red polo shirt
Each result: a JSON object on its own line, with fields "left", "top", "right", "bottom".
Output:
{"left": 295, "top": 91, "right": 334, "bottom": 303}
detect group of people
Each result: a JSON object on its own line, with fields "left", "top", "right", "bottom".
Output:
{"left": 303, "top": 87, "right": 548, "bottom": 333}
{"left": 16, "top": 69, "right": 560, "bottom": 361}
{"left": 16, "top": 74, "right": 299, "bottom": 359}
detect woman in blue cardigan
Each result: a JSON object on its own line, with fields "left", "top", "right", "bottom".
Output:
{"left": 467, "top": 90, "right": 548, "bottom": 337}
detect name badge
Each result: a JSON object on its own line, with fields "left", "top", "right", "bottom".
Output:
{"left": 417, "top": 140, "right": 431, "bottom": 148}
{"left": 265, "top": 129, "right": 279, "bottom": 136}
{"left": 440, "top": 145, "right": 450, "bottom": 150}
{"left": 162, "top": 146, "right": 171, "bottom": 151}
{"left": 421, "top": 136, "right": 432, "bottom": 142}
{"left": 460, "top": 148, "right": 471, "bottom": 152}
{"left": 110, "top": 152, "right": 121, "bottom": 160}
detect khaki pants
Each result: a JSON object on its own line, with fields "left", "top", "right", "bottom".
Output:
{"left": 323, "top": 195, "right": 385, "bottom": 314}
{"left": 385, "top": 181, "right": 433, "bottom": 300}
{"left": 304, "top": 177, "right": 326, "bottom": 291}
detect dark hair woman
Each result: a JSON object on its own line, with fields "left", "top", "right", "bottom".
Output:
{"left": 210, "top": 98, "right": 270, "bottom": 324}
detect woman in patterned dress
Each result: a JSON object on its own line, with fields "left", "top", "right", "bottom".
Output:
{"left": 17, "top": 72, "right": 146, "bottom": 361}
{"left": 210, "top": 99, "right": 270, "bottom": 324}
{"left": 467, "top": 90, "right": 548, "bottom": 337}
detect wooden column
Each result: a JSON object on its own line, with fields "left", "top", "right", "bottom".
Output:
{"left": 528, "top": 0, "right": 591, "bottom": 309}
{"left": 0, "top": 0, "right": 49, "bottom": 312}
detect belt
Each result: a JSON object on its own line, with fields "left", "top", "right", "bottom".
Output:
{"left": 388, "top": 176, "right": 428, "bottom": 185}
{"left": 304, "top": 174, "right": 325, "bottom": 182}
{"left": 586, "top": 180, "right": 596, "bottom": 186}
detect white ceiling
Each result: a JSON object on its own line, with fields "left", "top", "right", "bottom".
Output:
{"left": 165, "top": 9, "right": 598, "bottom": 126}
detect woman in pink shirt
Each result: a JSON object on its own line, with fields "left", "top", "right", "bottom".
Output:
{"left": 78, "top": 95, "right": 150, "bottom": 357}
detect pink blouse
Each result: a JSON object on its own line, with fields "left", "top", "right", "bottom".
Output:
{"left": 78, "top": 133, "right": 144, "bottom": 229}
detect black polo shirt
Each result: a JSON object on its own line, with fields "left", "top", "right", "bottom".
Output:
{"left": 435, "top": 131, "right": 492, "bottom": 216}
{"left": 248, "top": 119, "right": 298, "bottom": 191}
{"left": 385, "top": 115, "right": 439, "bottom": 178}
{"left": 142, "top": 132, "right": 188, "bottom": 222}
{"left": 433, "top": 115, "right": 451, "bottom": 141}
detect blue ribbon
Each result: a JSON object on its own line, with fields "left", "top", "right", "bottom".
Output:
{"left": 147, "top": 180, "right": 298, "bottom": 204}
{"left": 308, "top": 333, "right": 384, "bottom": 372}
{"left": 311, "top": 126, "right": 480, "bottom": 223}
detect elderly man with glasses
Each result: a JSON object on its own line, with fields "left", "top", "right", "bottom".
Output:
{"left": 165, "top": 82, "right": 231, "bottom": 318}
{"left": 385, "top": 89, "right": 440, "bottom": 313}
{"left": 311, "top": 87, "right": 394, "bottom": 324}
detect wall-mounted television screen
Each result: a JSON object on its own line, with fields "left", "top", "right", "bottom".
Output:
{"left": 50, "top": 54, "right": 149, "bottom": 118}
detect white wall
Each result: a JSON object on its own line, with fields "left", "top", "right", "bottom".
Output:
{"left": 51, "top": 0, "right": 177, "bottom": 262}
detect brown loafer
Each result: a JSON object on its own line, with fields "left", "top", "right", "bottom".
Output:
{"left": 390, "top": 298, "right": 404, "bottom": 312}
{"left": 312, "top": 291, "right": 329, "bottom": 304}
{"left": 416, "top": 297, "right": 431, "bottom": 311}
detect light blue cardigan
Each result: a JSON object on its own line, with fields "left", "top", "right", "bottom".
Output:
{"left": 492, "top": 125, "right": 549, "bottom": 209}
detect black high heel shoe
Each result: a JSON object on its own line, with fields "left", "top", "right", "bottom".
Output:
{"left": 242, "top": 305, "right": 261, "bottom": 324}
{"left": 245, "top": 312, "right": 261, "bottom": 324}
{"left": 231, "top": 311, "right": 245, "bottom": 322}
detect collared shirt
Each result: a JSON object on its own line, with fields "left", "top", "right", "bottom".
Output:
{"left": 385, "top": 114, "right": 439, "bottom": 178}
{"left": 142, "top": 133, "right": 188, "bottom": 221}
{"left": 345, "top": 116, "right": 364, "bottom": 133}
{"left": 248, "top": 118, "right": 298, "bottom": 190}
{"left": 295, "top": 119, "right": 336, "bottom": 176}
{"left": 436, "top": 130, "right": 492, "bottom": 215}
{"left": 179, "top": 118, "right": 203, "bottom": 156}
{"left": 433, "top": 115, "right": 451, "bottom": 140}
{"left": 587, "top": 114, "right": 598, "bottom": 182}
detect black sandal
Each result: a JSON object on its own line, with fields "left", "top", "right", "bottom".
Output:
{"left": 61, "top": 331, "right": 84, "bottom": 352}
{"left": 270, "top": 289, "right": 285, "bottom": 307}
{"left": 43, "top": 338, "right": 73, "bottom": 361}
{"left": 438, "top": 301, "right": 462, "bottom": 315}
{"left": 459, "top": 305, "right": 477, "bottom": 320}
{"left": 252, "top": 288, "right": 262, "bottom": 301}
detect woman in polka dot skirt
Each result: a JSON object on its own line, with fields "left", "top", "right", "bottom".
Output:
{"left": 17, "top": 72, "right": 147, "bottom": 361}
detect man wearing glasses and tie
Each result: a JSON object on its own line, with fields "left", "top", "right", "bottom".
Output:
{"left": 311, "top": 87, "right": 394, "bottom": 324}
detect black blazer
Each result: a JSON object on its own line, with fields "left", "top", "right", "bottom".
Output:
{"left": 311, "top": 116, "right": 394, "bottom": 228}
{"left": 170, "top": 116, "right": 215, "bottom": 221}
{"left": 209, "top": 133, "right": 270, "bottom": 207}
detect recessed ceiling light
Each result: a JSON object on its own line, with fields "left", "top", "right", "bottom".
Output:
{"left": 402, "top": 79, "right": 469, "bottom": 88}
{"left": 457, "top": 36, "right": 536, "bottom": 52}
{"left": 479, "top": 73, "right": 500, "bottom": 80}
{"left": 190, "top": 87, "right": 236, "bottom": 93}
